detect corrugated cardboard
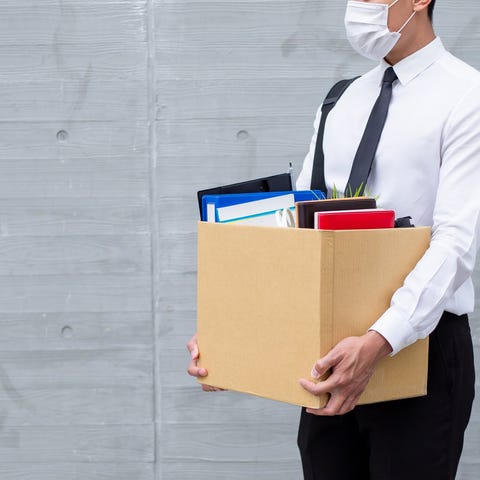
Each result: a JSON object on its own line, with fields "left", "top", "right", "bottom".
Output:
{"left": 197, "top": 222, "right": 431, "bottom": 408}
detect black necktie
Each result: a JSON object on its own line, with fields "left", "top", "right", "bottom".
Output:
{"left": 345, "top": 66, "right": 398, "bottom": 196}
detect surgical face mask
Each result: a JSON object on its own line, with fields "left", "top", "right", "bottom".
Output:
{"left": 344, "top": 0, "right": 416, "bottom": 61}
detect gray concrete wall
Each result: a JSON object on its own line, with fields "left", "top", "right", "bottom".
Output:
{"left": 0, "top": 0, "right": 477, "bottom": 478}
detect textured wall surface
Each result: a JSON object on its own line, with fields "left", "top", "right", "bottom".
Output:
{"left": 0, "top": 1, "right": 153, "bottom": 479}
{"left": 0, "top": 0, "right": 478, "bottom": 479}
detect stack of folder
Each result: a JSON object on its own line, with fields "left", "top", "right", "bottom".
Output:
{"left": 200, "top": 184, "right": 396, "bottom": 230}
{"left": 201, "top": 190, "right": 325, "bottom": 227}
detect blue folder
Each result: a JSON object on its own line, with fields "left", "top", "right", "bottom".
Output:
{"left": 201, "top": 190, "right": 325, "bottom": 222}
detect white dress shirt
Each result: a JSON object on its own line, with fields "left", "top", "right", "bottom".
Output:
{"left": 296, "top": 37, "right": 480, "bottom": 355}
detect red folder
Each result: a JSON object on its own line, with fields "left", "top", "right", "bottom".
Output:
{"left": 314, "top": 209, "right": 395, "bottom": 230}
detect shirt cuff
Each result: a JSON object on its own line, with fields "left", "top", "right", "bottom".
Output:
{"left": 368, "top": 308, "right": 418, "bottom": 356}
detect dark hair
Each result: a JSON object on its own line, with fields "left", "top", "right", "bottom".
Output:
{"left": 428, "top": 0, "right": 436, "bottom": 21}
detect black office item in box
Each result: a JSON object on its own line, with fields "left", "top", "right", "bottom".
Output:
{"left": 197, "top": 172, "right": 293, "bottom": 220}
{"left": 395, "top": 216, "right": 415, "bottom": 228}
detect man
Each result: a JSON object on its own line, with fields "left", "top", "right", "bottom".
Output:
{"left": 296, "top": 0, "right": 478, "bottom": 478}
{"left": 189, "top": 1, "right": 479, "bottom": 478}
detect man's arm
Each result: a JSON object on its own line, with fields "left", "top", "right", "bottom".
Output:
{"left": 370, "top": 81, "right": 480, "bottom": 354}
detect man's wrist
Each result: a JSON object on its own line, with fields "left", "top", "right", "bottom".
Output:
{"left": 365, "top": 330, "right": 393, "bottom": 361}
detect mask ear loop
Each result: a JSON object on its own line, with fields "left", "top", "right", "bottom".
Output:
{"left": 397, "top": 11, "right": 416, "bottom": 33}
{"left": 388, "top": 0, "right": 401, "bottom": 9}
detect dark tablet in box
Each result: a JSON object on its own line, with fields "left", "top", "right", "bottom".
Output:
{"left": 197, "top": 172, "right": 293, "bottom": 220}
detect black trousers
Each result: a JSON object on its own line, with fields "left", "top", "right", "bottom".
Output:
{"left": 297, "top": 312, "right": 475, "bottom": 480}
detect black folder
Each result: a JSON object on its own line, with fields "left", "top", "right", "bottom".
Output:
{"left": 197, "top": 172, "right": 293, "bottom": 219}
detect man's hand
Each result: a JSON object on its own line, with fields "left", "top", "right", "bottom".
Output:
{"left": 186, "top": 333, "right": 224, "bottom": 392}
{"left": 299, "top": 331, "right": 392, "bottom": 416}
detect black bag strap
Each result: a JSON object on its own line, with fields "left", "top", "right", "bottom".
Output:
{"left": 310, "top": 77, "right": 359, "bottom": 193}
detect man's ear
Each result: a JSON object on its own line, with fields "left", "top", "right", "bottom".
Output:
{"left": 412, "top": 0, "right": 432, "bottom": 13}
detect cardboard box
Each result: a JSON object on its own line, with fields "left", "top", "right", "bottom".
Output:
{"left": 197, "top": 222, "right": 431, "bottom": 408}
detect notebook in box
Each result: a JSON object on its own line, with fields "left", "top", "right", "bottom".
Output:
{"left": 314, "top": 209, "right": 395, "bottom": 230}
{"left": 296, "top": 197, "right": 377, "bottom": 229}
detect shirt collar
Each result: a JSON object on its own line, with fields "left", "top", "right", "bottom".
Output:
{"left": 380, "top": 37, "right": 446, "bottom": 86}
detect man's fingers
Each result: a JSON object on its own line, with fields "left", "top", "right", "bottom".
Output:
{"left": 320, "top": 393, "right": 350, "bottom": 416}
{"left": 189, "top": 345, "right": 199, "bottom": 360}
{"left": 311, "top": 352, "right": 337, "bottom": 379}
{"left": 305, "top": 397, "right": 349, "bottom": 417}
{"left": 186, "top": 335, "right": 199, "bottom": 360}
{"left": 299, "top": 375, "right": 339, "bottom": 396}
{"left": 299, "top": 376, "right": 358, "bottom": 416}
{"left": 186, "top": 333, "right": 225, "bottom": 393}
{"left": 299, "top": 378, "right": 319, "bottom": 394}
{"left": 298, "top": 378, "right": 333, "bottom": 400}
{"left": 187, "top": 360, "right": 225, "bottom": 392}
{"left": 340, "top": 393, "right": 362, "bottom": 414}
{"left": 202, "top": 385, "right": 225, "bottom": 392}
{"left": 187, "top": 360, "right": 207, "bottom": 378}
{"left": 303, "top": 381, "right": 362, "bottom": 416}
